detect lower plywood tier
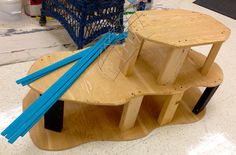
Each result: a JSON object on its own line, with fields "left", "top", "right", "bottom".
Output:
{"left": 24, "top": 87, "right": 205, "bottom": 151}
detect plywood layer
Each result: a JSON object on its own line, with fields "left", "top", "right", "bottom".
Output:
{"left": 24, "top": 88, "right": 205, "bottom": 151}
{"left": 129, "top": 9, "right": 230, "bottom": 47}
{"left": 28, "top": 41, "right": 223, "bottom": 106}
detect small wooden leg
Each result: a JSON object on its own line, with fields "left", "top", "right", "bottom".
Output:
{"left": 158, "top": 93, "right": 184, "bottom": 125}
{"left": 44, "top": 100, "right": 64, "bottom": 132}
{"left": 119, "top": 96, "right": 143, "bottom": 131}
{"left": 193, "top": 85, "right": 220, "bottom": 114}
{"left": 201, "top": 43, "right": 222, "bottom": 75}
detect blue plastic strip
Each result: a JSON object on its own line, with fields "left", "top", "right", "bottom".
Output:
{"left": 8, "top": 34, "right": 117, "bottom": 143}
{"left": 1, "top": 33, "right": 109, "bottom": 138}
{"left": 16, "top": 48, "right": 89, "bottom": 86}
{"left": 20, "top": 34, "right": 117, "bottom": 136}
{"left": 112, "top": 32, "right": 128, "bottom": 44}
{"left": 19, "top": 34, "right": 117, "bottom": 139}
{"left": 16, "top": 32, "right": 127, "bottom": 86}
{"left": 1, "top": 32, "right": 127, "bottom": 143}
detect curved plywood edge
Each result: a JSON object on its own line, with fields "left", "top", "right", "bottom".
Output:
{"left": 24, "top": 88, "right": 205, "bottom": 151}
{"left": 128, "top": 9, "right": 230, "bottom": 47}
{"left": 28, "top": 42, "right": 223, "bottom": 106}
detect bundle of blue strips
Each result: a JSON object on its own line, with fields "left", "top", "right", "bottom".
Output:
{"left": 1, "top": 32, "right": 128, "bottom": 144}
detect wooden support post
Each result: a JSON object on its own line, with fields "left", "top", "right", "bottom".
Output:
{"left": 119, "top": 96, "right": 143, "bottom": 130}
{"left": 158, "top": 93, "right": 184, "bottom": 125}
{"left": 119, "top": 35, "right": 144, "bottom": 76}
{"left": 201, "top": 42, "right": 222, "bottom": 75}
{"left": 44, "top": 100, "right": 64, "bottom": 132}
{"left": 157, "top": 48, "right": 189, "bottom": 85}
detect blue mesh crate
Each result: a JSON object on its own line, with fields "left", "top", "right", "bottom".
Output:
{"left": 40, "top": 0, "right": 125, "bottom": 49}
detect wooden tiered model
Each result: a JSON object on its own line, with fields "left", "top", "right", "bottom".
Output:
{"left": 23, "top": 9, "right": 230, "bottom": 150}
{"left": 120, "top": 9, "right": 230, "bottom": 125}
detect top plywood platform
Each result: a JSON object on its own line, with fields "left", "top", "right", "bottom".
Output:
{"left": 129, "top": 9, "right": 230, "bottom": 47}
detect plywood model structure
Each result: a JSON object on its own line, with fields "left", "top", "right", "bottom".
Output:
{"left": 23, "top": 9, "right": 230, "bottom": 150}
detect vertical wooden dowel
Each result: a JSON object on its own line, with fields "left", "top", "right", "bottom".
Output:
{"left": 201, "top": 42, "right": 223, "bottom": 75}
{"left": 157, "top": 93, "right": 184, "bottom": 125}
{"left": 119, "top": 96, "right": 144, "bottom": 131}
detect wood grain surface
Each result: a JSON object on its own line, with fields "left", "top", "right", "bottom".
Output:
{"left": 128, "top": 9, "right": 230, "bottom": 47}
{"left": 24, "top": 88, "right": 205, "bottom": 151}
{"left": 28, "top": 41, "right": 223, "bottom": 106}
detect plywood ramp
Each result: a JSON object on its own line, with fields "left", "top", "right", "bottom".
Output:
{"left": 24, "top": 88, "right": 205, "bottom": 151}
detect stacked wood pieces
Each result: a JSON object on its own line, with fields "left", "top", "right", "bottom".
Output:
{"left": 119, "top": 9, "right": 230, "bottom": 125}
{"left": 10, "top": 9, "right": 230, "bottom": 150}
